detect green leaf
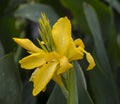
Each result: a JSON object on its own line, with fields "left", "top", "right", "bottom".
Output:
{"left": 0, "top": 53, "right": 22, "bottom": 104}
{"left": 75, "top": 62, "right": 94, "bottom": 104}
{"left": 60, "top": 0, "right": 112, "bottom": 34}
{"left": 0, "top": 41, "right": 5, "bottom": 57}
{"left": 106, "top": 0, "right": 120, "bottom": 14}
{"left": 14, "top": 3, "right": 59, "bottom": 25}
{"left": 0, "top": 17, "right": 20, "bottom": 53}
{"left": 47, "top": 65, "right": 79, "bottom": 104}
{"left": 47, "top": 84, "right": 66, "bottom": 104}
{"left": 22, "top": 80, "right": 37, "bottom": 104}
{"left": 83, "top": 3, "right": 120, "bottom": 104}
{"left": 103, "top": 0, "right": 120, "bottom": 64}
{"left": 0, "top": 0, "right": 21, "bottom": 15}
{"left": 117, "top": 34, "right": 120, "bottom": 48}
{"left": 39, "top": 0, "right": 67, "bottom": 16}
{"left": 112, "top": 1, "right": 120, "bottom": 14}
{"left": 83, "top": 2, "right": 112, "bottom": 76}
{"left": 88, "top": 66, "right": 120, "bottom": 104}
{"left": 60, "top": 0, "right": 120, "bottom": 65}
{"left": 60, "top": 0, "right": 90, "bottom": 34}
{"left": 47, "top": 62, "right": 94, "bottom": 104}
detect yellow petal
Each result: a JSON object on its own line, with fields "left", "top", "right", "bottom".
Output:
{"left": 45, "top": 52, "right": 60, "bottom": 62}
{"left": 13, "top": 38, "right": 43, "bottom": 53}
{"left": 19, "top": 53, "right": 46, "bottom": 69}
{"left": 42, "top": 87, "right": 46, "bottom": 92}
{"left": 57, "top": 56, "right": 73, "bottom": 74}
{"left": 74, "top": 38, "right": 85, "bottom": 49}
{"left": 29, "top": 68, "right": 46, "bottom": 92}
{"left": 53, "top": 73, "right": 68, "bottom": 98}
{"left": 86, "top": 52, "right": 95, "bottom": 70}
{"left": 52, "top": 17, "right": 71, "bottom": 55}
{"left": 30, "top": 62, "right": 58, "bottom": 96}
{"left": 53, "top": 73, "right": 63, "bottom": 87}
{"left": 68, "top": 38, "right": 84, "bottom": 61}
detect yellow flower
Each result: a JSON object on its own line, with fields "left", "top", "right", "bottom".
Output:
{"left": 13, "top": 14, "right": 95, "bottom": 96}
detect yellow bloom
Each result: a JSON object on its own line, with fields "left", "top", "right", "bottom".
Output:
{"left": 13, "top": 14, "right": 95, "bottom": 96}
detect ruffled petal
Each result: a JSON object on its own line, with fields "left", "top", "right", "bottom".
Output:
{"left": 52, "top": 17, "right": 71, "bottom": 55}
{"left": 74, "top": 38, "right": 85, "bottom": 49}
{"left": 68, "top": 38, "right": 84, "bottom": 61}
{"left": 19, "top": 53, "right": 46, "bottom": 69}
{"left": 53, "top": 73, "right": 63, "bottom": 87}
{"left": 30, "top": 62, "right": 59, "bottom": 96}
{"left": 86, "top": 52, "right": 95, "bottom": 70}
{"left": 45, "top": 52, "right": 60, "bottom": 62}
{"left": 53, "top": 73, "right": 68, "bottom": 98}
{"left": 57, "top": 56, "right": 73, "bottom": 74}
{"left": 13, "top": 38, "right": 43, "bottom": 53}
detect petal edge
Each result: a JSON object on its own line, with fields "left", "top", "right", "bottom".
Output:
{"left": 13, "top": 38, "right": 43, "bottom": 53}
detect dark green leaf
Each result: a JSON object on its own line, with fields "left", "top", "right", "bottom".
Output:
{"left": 106, "top": 0, "right": 120, "bottom": 14}
{"left": 0, "top": 17, "right": 20, "bottom": 53}
{"left": 48, "top": 62, "right": 94, "bottom": 104}
{"left": 117, "top": 34, "right": 120, "bottom": 48}
{"left": 60, "top": 0, "right": 90, "bottom": 34}
{"left": 60, "top": 0, "right": 112, "bottom": 34}
{"left": 0, "top": 53, "right": 22, "bottom": 104}
{"left": 83, "top": 2, "right": 112, "bottom": 76}
{"left": 75, "top": 62, "right": 94, "bottom": 104}
{"left": 88, "top": 66, "right": 120, "bottom": 104}
{"left": 47, "top": 84, "right": 66, "bottom": 104}
{"left": 60, "top": 0, "right": 120, "bottom": 65}
{"left": 83, "top": 3, "right": 120, "bottom": 104}
{"left": 0, "top": 0, "right": 22, "bottom": 15}
{"left": 38, "top": 0, "right": 67, "bottom": 16}
{"left": 22, "top": 80, "right": 37, "bottom": 104}
{"left": 14, "top": 3, "right": 59, "bottom": 25}
{"left": 112, "top": 1, "right": 120, "bottom": 14}
{"left": 0, "top": 41, "right": 5, "bottom": 57}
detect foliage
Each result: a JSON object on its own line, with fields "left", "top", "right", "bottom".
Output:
{"left": 0, "top": 0, "right": 120, "bottom": 104}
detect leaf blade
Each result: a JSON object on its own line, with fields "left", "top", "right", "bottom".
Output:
{"left": 14, "top": 3, "right": 59, "bottom": 25}
{"left": 0, "top": 53, "right": 22, "bottom": 104}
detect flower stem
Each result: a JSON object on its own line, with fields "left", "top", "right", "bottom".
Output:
{"left": 66, "top": 66, "right": 78, "bottom": 104}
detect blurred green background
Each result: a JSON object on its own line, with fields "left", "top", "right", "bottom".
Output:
{"left": 0, "top": 0, "right": 120, "bottom": 104}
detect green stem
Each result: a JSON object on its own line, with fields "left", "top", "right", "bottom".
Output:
{"left": 66, "top": 66, "right": 78, "bottom": 104}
